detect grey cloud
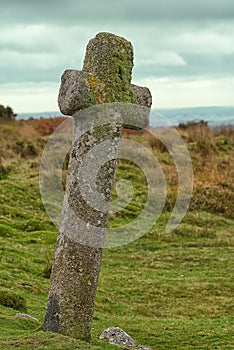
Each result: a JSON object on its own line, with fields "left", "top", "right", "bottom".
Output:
{"left": 134, "top": 51, "right": 234, "bottom": 80}
{"left": 0, "top": 1, "right": 233, "bottom": 88}
{"left": 0, "top": 62, "right": 63, "bottom": 84}
{"left": 0, "top": 0, "right": 234, "bottom": 26}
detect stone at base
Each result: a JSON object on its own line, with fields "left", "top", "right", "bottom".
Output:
{"left": 16, "top": 313, "right": 39, "bottom": 323}
{"left": 99, "top": 327, "right": 153, "bottom": 349}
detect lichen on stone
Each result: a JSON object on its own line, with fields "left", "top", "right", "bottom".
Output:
{"left": 83, "top": 32, "right": 137, "bottom": 104}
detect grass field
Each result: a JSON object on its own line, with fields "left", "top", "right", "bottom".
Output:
{"left": 0, "top": 118, "right": 233, "bottom": 349}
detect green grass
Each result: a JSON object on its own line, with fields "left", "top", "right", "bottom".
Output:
{"left": 0, "top": 157, "right": 233, "bottom": 349}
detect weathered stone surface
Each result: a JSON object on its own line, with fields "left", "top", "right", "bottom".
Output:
{"left": 83, "top": 32, "right": 136, "bottom": 104}
{"left": 100, "top": 327, "right": 138, "bottom": 346}
{"left": 58, "top": 70, "right": 94, "bottom": 115}
{"left": 44, "top": 106, "right": 123, "bottom": 340}
{"left": 44, "top": 32, "right": 152, "bottom": 341}
{"left": 131, "top": 84, "right": 152, "bottom": 108}
{"left": 58, "top": 32, "right": 152, "bottom": 116}
{"left": 99, "top": 327, "right": 153, "bottom": 349}
{"left": 44, "top": 235, "right": 103, "bottom": 339}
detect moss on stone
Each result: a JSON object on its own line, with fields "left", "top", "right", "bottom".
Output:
{"left": 83, "top": 32, "right": 137, "bottom": 105}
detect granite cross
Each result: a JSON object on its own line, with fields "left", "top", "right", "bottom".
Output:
{"left": 44, "top": 32, "right": 152, "bottom": 340}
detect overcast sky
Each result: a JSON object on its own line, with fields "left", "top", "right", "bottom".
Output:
{"left": 0, "top": 0, "right": 233, "bottom": 112}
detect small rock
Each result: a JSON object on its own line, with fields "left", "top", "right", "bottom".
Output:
{"left": 99, "top": 327, "right": 153, "bottom": 349}
{"left": 16, "top": 313, "right": 39, "bottom": 322}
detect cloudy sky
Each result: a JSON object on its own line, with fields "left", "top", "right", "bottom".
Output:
{"left": 0, "top": 0, "right": 234, "bottom": 113}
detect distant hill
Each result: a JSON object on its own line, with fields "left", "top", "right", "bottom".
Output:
{"left": 18, "top": 106, "right": 234, "bottom": 128}
{"left": 153, "top": 106, "right": 234, "bottom": 128}
{"left": 17, "top": 111, "right": 64, "bottom": 120}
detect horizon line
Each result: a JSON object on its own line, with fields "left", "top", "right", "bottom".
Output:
{"left": 17, "top": 105, "right": 234, "bottom": 116}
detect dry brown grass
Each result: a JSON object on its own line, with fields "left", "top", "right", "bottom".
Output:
{"left": 123, "top": 121, "right": 233, "bottom": 217}
{"left": 0, "top": 118, "right": 233, "bottom": 218}
{"left": 0, "top": 117, "right": 66, "bottom": 164}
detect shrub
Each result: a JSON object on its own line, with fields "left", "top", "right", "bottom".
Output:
{"left": 178, "top": 120, "right": 208, "bottom": 129}
{"left": 12, "top": 141, "right": 38, "bottom": 158}
{"left": 34, "top": 117, "right": 66, "bottom": 136}
{"left": 0, "top": 105, "right": 17, "bottom": 122}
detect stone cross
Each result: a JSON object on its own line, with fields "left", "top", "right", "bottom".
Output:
{"left": 44, "top": 32, "right": 152, "bottom": 340}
